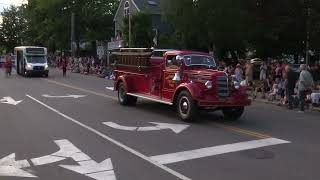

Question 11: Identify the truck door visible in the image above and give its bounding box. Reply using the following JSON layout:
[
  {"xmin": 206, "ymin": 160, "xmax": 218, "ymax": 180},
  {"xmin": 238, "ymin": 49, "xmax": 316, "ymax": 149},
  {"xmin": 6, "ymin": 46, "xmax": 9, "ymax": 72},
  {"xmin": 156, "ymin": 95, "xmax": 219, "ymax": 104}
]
[{"xmin": 162, "ymin": 55, "xmax": 179, "ymax": 100}]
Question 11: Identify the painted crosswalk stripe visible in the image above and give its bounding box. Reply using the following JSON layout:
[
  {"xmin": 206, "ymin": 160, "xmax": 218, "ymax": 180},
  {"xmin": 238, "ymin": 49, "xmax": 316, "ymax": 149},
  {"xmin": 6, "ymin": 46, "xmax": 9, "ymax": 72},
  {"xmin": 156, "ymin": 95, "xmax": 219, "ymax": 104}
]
[{"xmin": 150, "ymin": 138, "xmax": 290, "ymax": 165}]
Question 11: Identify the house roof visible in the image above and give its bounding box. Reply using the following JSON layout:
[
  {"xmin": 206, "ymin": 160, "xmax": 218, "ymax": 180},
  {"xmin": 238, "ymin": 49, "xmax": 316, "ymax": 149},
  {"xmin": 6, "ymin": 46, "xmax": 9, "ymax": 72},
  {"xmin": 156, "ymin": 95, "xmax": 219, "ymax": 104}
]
[
  {"xmin": 114, "ymin": 0, "xmax": 161, "ymax": 21},
  {"xmin": 133, "ymin": 0, "xmax": 161, "ymax": 15}
]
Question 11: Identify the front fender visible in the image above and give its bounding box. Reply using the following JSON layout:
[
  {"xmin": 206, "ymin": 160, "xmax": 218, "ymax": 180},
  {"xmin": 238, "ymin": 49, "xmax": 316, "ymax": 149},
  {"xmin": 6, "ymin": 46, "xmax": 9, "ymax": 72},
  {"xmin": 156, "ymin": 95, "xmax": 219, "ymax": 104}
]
[
  {"xmin": 114, "ymin": 76, "xmax": 128, "ymax": 91},
  {"xmin": 172, "ymin": 83, "xmax": 202, "ymax": 102}
]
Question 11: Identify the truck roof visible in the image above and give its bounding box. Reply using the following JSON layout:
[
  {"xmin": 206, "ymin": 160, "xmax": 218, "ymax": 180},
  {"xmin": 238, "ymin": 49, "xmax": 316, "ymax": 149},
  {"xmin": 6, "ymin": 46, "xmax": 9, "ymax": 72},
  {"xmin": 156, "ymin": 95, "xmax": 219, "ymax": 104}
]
[
  {"xmin": 14, "ymin": 46, "xmax": 47, "ymax": 50},
  {"xmin": 165, "ymin": 50, "xmax": 210, "ymax": 56}
]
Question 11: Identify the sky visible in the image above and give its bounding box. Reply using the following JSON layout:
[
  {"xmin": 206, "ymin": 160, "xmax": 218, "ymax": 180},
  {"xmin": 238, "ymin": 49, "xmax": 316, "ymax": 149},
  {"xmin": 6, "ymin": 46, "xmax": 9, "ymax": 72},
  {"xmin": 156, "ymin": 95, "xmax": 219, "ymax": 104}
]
[{"xmin": 0, "ymin": 0, "xmax": 26, "ymax": 12}]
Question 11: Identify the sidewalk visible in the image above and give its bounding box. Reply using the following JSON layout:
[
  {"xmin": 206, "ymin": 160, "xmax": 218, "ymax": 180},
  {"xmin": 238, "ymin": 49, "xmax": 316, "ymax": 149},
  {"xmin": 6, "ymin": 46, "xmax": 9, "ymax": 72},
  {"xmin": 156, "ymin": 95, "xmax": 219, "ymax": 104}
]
[{"xmin": 250, "ymin": 96, "xmax": 320, "ymax": 112}]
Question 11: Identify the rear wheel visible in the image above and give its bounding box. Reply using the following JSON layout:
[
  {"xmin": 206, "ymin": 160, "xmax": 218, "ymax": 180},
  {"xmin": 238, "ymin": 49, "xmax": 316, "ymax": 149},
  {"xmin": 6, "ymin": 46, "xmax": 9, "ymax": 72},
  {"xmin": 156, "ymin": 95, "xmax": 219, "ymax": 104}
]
[
  {"xmin": 118, "ymin": 82, "xmax": 137, "ymax": 106},
  {"xmin": 176, "ymin": 91, "xmax": 197, "ymax": 122},
  {"xmin": 222, "ymin": 106, "xmax": 244, "ymax": 121}
]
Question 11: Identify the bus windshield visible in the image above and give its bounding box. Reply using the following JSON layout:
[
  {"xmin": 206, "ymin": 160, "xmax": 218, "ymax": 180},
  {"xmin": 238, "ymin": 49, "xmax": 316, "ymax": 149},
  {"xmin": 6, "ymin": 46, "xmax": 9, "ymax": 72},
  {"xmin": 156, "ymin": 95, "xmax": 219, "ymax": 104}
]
[{"xmin": 26, "ymin": 56, "xmax": 47, "ymax": 64}]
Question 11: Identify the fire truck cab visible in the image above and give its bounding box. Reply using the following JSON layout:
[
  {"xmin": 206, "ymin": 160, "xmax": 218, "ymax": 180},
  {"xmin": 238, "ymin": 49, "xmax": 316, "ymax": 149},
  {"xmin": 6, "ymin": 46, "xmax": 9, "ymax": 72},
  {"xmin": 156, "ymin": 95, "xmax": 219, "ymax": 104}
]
[{"xmin": 112, "ymin": 48, "xmax": 251, "ymax": 122}]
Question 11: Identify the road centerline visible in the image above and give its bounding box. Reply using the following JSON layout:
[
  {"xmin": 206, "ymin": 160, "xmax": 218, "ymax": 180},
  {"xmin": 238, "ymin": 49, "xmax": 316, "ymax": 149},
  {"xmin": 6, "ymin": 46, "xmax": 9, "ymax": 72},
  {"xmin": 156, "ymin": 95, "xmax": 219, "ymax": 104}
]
[{"xmin": 26, "ymin": 94, "xmax": 191, "ymax": 180}]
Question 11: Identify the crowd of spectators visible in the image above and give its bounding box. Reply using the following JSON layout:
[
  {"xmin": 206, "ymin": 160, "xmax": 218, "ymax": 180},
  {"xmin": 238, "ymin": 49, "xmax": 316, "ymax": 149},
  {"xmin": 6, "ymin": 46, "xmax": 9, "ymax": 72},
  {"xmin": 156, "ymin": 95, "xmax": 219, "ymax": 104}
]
[
  {"xmin": 49, "ymin": 55, "xmax": 115, "ymax": 79},
  {"xmin": 219, "ymin": 59, "xmax": 320, "ymax": 111}
]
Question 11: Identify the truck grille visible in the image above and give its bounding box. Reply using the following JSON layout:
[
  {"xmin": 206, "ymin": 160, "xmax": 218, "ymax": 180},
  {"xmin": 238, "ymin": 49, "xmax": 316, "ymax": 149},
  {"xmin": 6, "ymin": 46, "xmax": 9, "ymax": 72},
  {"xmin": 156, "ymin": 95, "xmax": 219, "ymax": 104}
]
[
  {"xmin": 33, "ymin": 66, "xmax": 44, "ymax": 71},
  {"xmin": 217, "ymin": 76, "xmax": 229, "ymax": 98}
]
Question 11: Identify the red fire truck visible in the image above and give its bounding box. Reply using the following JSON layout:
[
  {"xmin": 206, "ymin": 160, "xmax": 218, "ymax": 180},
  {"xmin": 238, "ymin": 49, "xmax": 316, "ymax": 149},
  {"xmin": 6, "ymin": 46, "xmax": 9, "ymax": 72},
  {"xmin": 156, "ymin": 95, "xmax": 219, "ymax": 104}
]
[{"xmin": 112, "ymin": 48, "xmax": 251, "ymax": 122}]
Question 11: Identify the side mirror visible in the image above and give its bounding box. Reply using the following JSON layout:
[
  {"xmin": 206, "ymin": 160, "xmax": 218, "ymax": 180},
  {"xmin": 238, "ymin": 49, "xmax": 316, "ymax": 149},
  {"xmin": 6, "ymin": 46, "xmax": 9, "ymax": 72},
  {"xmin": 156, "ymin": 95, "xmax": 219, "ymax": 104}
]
[{"xmin": 172, "ymin": 72, "xmax": 181, "ymax": 82}]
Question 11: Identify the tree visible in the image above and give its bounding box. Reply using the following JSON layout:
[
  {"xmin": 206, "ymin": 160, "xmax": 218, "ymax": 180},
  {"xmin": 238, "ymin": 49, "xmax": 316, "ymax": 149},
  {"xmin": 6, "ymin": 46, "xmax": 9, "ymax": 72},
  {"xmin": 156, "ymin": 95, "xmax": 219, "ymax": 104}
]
[
  {"xmin": 160, "ymin": 0, "xmax": 250, "ymax": 58},
  {"xmin": 0, "ymin": 0, "xmax": 119, "ymax": 53},
  {"xmin": 0, "ymin": 5, "xmax": 27, "ymax": 52},
  {"xmin": 160, "ymin": 0, "xmax": 320, "ymax": 60},
  {"xmin": 122, "ymin": 12, "xmax": 153, "ymax": 47}
]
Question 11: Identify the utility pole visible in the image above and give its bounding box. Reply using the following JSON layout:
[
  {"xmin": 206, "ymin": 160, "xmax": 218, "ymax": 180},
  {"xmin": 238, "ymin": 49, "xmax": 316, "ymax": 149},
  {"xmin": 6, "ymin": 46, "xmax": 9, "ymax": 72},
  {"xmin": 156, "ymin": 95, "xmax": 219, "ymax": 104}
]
[
  {"xmin": 305, "ymin": 0, "xmax": 311, "ymax": 66},
  {"xmin": 128, "ymin": 0, "xmax": 132, "ymax": 48},
  {"xmin": 71, "ymin": 12, "xmax": 76, "ymax": 57}
]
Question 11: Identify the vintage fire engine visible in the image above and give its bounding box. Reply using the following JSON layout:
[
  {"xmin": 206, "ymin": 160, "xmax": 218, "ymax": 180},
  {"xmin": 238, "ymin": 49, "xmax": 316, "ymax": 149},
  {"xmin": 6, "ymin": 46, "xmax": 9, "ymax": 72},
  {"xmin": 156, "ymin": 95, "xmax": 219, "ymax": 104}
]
[{"xmin": 112, "ymin": 48, "xmax": 251, "ymax": 122}]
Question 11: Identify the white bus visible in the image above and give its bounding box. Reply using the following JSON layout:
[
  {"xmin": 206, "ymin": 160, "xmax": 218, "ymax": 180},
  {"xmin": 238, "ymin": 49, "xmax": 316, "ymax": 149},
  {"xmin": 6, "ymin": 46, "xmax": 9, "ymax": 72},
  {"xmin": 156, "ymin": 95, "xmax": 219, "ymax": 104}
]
[{"xmin": 14, "ymin": 46, "xmax": 49, "ymax": 77}]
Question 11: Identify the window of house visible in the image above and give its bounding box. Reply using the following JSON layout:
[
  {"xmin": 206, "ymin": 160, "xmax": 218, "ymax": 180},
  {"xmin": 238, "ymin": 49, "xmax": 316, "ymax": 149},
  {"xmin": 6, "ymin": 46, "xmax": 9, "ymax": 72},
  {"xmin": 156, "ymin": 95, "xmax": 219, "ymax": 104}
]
[
  {"xmin": 124, "ymin": 1, "xmax": 130, "ymax": 17},
  {"xmin": 148, "ymin": 1, "xmax": 157, "ymax": 6}
]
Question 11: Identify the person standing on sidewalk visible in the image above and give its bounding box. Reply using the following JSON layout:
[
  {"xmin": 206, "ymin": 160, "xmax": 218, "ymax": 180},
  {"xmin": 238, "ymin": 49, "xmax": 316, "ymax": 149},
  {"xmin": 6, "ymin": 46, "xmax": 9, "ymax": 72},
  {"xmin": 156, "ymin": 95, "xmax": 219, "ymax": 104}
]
[
  {"xmin": 260, "ymin": 62, "xmax": 267, "ymax": 81},
  {"xmin": 4, "ymin": 55, "xmax": 12, "ymax": 77},
  {"xmin": 285, "ymin": 65, "xmax": 297, "ymax": 109},
  {"xmin": 234, "ymin": 64, "xmax": 243, "ymax": 82},
  {"xmin": 298, "ymin": 64, "xmax": 314, "ymax": 112},
  {"xmin": 61, "ymin": 55, "xmax": 68, "ymax": 77},
  {"xmin": 245, "ymin": 61, "xmax": 253, "ymax": 86}
]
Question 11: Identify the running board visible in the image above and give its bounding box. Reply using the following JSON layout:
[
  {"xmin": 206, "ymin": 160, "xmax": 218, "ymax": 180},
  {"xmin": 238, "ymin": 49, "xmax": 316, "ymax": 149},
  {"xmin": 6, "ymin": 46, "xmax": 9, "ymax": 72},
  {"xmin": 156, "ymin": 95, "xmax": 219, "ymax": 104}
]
[{"xmin": 127, "ymin": 93, "xmax": 173, "ymax": 105}]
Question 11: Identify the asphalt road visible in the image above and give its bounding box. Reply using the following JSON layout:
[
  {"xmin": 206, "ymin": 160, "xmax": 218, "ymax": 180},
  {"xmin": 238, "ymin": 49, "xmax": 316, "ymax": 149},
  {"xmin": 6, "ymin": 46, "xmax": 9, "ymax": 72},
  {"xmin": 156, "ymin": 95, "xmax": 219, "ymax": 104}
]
[{"xmin": 0, "ymin": 68, "xmax": 319, "ymax": 180}]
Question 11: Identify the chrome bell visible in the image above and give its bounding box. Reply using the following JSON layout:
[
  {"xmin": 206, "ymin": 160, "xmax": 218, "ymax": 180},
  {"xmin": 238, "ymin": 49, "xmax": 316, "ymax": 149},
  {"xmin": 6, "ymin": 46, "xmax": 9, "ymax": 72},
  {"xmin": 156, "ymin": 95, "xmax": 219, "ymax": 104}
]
[{"xmin": 172, "ymin": 72, "xmax": 181, "ymax": 82}]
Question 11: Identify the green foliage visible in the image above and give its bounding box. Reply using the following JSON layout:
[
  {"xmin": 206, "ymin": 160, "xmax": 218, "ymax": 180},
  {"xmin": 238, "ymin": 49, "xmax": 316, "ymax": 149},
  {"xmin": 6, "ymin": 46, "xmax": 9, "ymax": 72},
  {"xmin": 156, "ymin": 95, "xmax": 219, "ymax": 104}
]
[
  {"xmin": 160, "ymin": 0, "xmax": 320, "ymax": 59},
  {"xmin": 0, "ymin": 5, "xmax": 27, "ymax": 52},
  {"xmin": 0, "ymin": 0, "xmax": 119, "ymax": 52},
  {"xmin": 122, "ymin": 12, "xmax": 153, "ymax": 47}
]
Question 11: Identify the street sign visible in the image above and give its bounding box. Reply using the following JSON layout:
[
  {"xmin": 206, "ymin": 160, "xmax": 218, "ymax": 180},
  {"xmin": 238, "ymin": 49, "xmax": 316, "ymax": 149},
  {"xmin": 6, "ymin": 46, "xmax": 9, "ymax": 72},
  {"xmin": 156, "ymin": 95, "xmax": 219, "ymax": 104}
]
[
  {"xmin": 0, "ymin": 97, "xmax": 22, "ymax": 106},
  {"xmin": 0, "ymin": 139, "xmax": 116, "ymax": 180},
  {"xmin": 103, "ymin": 122, "xmax": 190, "ymax": 134},
  {"xmin": 42, "ymin": 94, "xmax": 87, "ymax": 99}
]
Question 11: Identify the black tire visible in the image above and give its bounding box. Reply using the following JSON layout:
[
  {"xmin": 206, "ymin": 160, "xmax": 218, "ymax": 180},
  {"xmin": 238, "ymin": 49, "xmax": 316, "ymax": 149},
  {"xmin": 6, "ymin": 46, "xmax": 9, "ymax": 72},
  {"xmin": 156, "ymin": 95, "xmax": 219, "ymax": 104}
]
[
  {"xmin": 222, "ymin": 106, "xmax": 244, "ymax": 121},
  {"xmin": 176, "ymin": 91, "xmax": 197, "ymax": 122},
  {"xmin": 118, "ymin": 82, "xmax": 137, "ymax": 106}
]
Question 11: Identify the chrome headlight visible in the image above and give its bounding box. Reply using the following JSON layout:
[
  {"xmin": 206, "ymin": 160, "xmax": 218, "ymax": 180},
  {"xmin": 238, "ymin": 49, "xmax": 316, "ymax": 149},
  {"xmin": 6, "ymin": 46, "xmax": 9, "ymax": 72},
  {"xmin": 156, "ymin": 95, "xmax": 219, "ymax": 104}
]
[
  {"xmin": 45, "ymin": 64, "xmax": 49, "ymax": 69},
  {"xmin": 234, "ymin": 81, "xmax": 240, "ymax": 89},
  {"xmin": 205, "ymin": 81, "xmax": 213, "ymax": 89},
  {"xmin": 240, "ymin": 80, "xmax": 247, "ymax": 87},
  {"xmin": 26, "ymin": 64, "xmax": 32, "ymax": 70}
]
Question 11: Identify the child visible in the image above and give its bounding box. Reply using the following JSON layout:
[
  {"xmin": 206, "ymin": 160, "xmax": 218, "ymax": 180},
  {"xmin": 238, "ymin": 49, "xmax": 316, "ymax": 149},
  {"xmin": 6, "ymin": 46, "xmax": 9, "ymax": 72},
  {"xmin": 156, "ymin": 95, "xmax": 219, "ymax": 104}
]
[{"xmin": 268, "ymin": 83, "xmax": 279, "ymax": 101}]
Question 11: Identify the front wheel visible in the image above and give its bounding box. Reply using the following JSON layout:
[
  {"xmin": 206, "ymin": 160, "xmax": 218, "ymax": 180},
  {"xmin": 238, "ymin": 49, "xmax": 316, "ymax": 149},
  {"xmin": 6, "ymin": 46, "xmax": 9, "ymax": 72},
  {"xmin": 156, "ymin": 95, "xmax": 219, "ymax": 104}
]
[
  {"xmin": 118, "ymin": 83, "xmax": 137, "ymax": 106},
  {"xmin": 222, "ymin": 107, "xmax": 244, "ymax": 121},
  {"xmin": 176, "ymin": 91, "xmax": 197, "ymax": 122}
]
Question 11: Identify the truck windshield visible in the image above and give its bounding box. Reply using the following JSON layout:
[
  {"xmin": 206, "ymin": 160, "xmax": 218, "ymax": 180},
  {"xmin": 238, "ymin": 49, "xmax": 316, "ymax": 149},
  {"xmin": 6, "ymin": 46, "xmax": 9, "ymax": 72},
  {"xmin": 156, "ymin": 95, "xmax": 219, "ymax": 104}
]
[
  {"xmin": 183, "ymin": 55, "xmax": 216, "ymax": 68},
  {"xmin": 26, "ymin": 56, "xmax": 47, "ymax": 64}
]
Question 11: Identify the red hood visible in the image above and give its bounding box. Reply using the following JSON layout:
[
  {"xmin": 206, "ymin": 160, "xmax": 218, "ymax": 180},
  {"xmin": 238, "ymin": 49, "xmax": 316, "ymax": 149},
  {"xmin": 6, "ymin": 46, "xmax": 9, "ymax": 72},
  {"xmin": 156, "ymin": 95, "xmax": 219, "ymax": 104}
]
[{"xmin": 184, "ymin": 69, "xmax": 227, "ymax": 81}]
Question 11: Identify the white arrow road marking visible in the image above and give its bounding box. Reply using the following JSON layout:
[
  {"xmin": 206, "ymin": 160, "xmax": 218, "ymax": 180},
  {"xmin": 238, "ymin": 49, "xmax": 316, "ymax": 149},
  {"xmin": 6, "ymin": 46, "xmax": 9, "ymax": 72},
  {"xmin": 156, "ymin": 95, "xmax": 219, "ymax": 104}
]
[
  {"xmin": 106, "ymin": 87, "xmax": 114, "ymax": 91},
  {"xmin": 0, "ymin": 97, "xmax": 22, "ymax": 106},
  {"xmin": 103, "ymin": 122, "xmax": 138, "ymax": 131},
  {"xmin": 60, "ymin": 159, "xmax": 116, "ymax": 180},
  {"xmin": 31, "ymin": 139, "xmax": 90, "ymax": 166},
  {"xmin": 42, "ymin": 94, "xmax": 87, "ymax": 99},
  {"xmin": 0, "ymin": 153, "xmax": 37, "ymax": 178},
  {"xmin": 103, "ymin": 122, "xmax": 189, "ymax": 134},
  {"xmin": 0, "ymin": 166, "xmax": 37, "ymax": 178},
  {"xmin": 31, "ymin": 139, "xmax": 116, "ymax": 180},
  {"xmin": 150, "ymin": 138, "xmax": 291, "ymax": 165},
  {"xmin": 87, "ymin": 171, "xmax": 116, "ymax": 180},
  {"xmin": 0, "ymin": 154, "xmax": 30, "ymax": 168}
]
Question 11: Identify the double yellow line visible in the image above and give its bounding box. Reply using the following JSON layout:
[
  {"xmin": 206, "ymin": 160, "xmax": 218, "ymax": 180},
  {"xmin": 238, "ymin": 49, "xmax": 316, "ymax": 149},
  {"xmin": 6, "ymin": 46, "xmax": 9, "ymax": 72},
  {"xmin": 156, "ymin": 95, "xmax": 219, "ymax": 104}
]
[{"xmin": 44, "ymin": 79, "xmax": 272, "ymax": 139}]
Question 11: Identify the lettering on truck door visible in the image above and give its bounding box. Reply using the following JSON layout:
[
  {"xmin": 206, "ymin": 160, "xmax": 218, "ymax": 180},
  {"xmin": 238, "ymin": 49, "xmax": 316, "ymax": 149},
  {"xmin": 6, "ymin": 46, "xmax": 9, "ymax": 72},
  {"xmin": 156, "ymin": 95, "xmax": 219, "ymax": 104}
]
[{"xmin": 162, "ymin": 55, "xmax": 179, "ymax": 100}]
